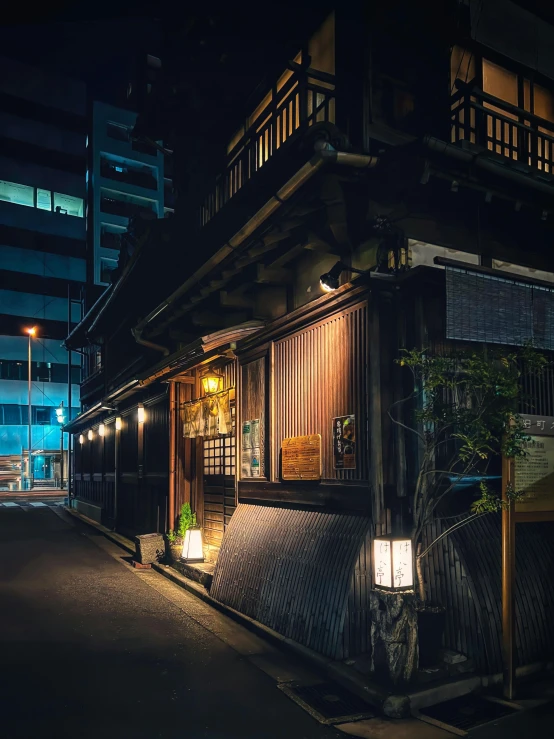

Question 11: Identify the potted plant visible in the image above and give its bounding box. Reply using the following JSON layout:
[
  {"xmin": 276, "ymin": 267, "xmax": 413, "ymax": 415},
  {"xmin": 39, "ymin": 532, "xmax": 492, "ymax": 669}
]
[{"xmin": 166, "ymin": 503, "xmax": 197, "ymax": 563}]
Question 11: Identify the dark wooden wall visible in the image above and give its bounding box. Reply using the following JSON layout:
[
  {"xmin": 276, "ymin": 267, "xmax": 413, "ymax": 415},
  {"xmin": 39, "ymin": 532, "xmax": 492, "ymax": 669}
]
[
  {"xmin": 211, "ymin": 502, "xmax": 372, "ymax": 660},
  {"xmin": 73, "ymin": 391, "xmax": 169, "ymax": 536}
]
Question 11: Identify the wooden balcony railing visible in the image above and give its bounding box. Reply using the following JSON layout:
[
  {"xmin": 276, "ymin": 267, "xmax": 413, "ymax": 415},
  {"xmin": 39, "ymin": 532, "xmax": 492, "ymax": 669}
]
[
  {"xmin": 451, "ymin": 80, "xmax": 554, "ymax": 174},
  {"xmin": 199, "ymin": 63, "xmax": 336, "ymax": 227}
]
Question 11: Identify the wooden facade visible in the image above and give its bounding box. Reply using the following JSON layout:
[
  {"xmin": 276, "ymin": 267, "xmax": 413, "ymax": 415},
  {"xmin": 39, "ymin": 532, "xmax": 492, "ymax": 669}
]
[{"xmin": 65, "ymin": 1, "xmax": 554, "ymax": 678}]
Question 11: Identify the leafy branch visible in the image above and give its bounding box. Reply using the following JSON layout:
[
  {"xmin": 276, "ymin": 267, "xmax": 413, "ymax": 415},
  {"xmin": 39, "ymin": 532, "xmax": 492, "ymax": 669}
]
[{"xmin": 392, "ymin": 346, "xmax": 548, "ymax": 602}]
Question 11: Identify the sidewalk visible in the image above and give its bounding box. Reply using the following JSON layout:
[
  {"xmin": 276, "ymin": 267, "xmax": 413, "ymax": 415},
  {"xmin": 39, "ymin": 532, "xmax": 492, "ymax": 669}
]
[{"xmin": 61, "ymin": 505, "xmax": 553, "ymax": 738}]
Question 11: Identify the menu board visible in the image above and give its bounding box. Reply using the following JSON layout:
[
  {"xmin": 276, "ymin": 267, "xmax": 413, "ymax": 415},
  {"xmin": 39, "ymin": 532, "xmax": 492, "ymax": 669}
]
[
  {"xmin": 281, "ymin": 434, "xmax": 322, "ymax": 481},
  {"xmin": 515, "ymin": 436, "xmax": 554, "ymax": 513}
]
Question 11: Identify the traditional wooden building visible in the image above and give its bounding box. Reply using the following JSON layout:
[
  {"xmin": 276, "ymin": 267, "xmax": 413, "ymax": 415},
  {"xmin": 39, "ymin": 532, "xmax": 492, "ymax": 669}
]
[{"xmin": 66, "ymin": 1, "xmax": 554, "ymax": 678}]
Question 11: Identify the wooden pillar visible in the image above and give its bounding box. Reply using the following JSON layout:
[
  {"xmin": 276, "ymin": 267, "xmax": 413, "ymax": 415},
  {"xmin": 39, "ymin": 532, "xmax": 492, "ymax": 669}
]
[
  {"xmin": 369, "ymin": 289, "xmax": 385, "ymax": 533},
  {"xmin": 168, "ymin": 383, "xmax": 176, "ymax": 532},
  {"xmin": 502, "ymin": 454, "xmax": 516, "ymax": 699}
]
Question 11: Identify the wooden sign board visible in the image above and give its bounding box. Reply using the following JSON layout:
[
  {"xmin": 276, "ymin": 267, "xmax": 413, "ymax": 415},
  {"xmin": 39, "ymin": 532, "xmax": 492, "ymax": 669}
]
[
  {"xmin": 514, "ymin": 415, "xmax": 554, "ymax": 516},
  {"xmin": 514, "ymin": 436, "xmax": 554, "ymax": 513},
  {"xmin": 281, "ymin": 434, "xmax": 322, "ymax": 481}
]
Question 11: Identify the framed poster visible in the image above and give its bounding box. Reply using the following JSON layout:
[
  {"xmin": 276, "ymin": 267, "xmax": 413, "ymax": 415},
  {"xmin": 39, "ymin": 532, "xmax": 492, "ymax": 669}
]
[
  {"xmin": 242, "ymin": 419, "xmax": 260, "ymax": 477},
  {"xmin": 333, "ymin": 415, "xmax": 356, "ymax": 470}
]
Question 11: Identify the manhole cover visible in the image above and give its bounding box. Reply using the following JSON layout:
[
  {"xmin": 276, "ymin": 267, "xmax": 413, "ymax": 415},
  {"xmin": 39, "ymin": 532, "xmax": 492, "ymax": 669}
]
[
  {"xmin": 278, "ymin": 681, "xmax": 374, "ymax": 725},
  {"xmin": 420, "ymin": 693, "xmax": 519, "ymax": 731}
]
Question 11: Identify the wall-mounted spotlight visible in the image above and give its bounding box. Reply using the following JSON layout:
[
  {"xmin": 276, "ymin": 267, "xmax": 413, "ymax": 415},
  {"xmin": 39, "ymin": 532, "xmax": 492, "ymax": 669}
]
[{"xmin": 319, "ymin": 261, "xmax": 370, "ymax": 293}]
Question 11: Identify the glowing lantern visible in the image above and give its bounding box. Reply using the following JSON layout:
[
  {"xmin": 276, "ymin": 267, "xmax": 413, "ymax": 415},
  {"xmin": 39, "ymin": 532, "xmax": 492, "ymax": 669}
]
[
  {"xmin": 115, "ymin": 417, "xmax": 122, "ymax": 431},
  {"xmin": 201, "ymin": 372, "xmax": 223, "ymax": 395},
  {"xmin": 88, "ymin": 429, "xmax": 93, "ymax": 441},
  {"xmin": 79, "ymin": 434, "xmax": 84, "ymax": 445},
  {"xmin": 181, "ymin": 527, "xmax": 204, "ymax": 563},
  {"xmin": 373, "ymin": 537, "xmax": 414, "ymax": 591},
  {"xmin": 138, "ymin": 404, "xmax": 145, "ymax": 424},
  {"xmin": 98, "ymin": 423, "xmax": 105, "ymax": 437}
]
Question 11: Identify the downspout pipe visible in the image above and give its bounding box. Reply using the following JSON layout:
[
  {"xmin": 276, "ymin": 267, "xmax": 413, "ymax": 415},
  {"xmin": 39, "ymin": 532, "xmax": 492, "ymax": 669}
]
[
  {"xmin": 131, "ymin": 326, "xmax": 170, "ymax": 356},
  {"xmin": 168, "ymin": 382, "xmax": 177, "ymax": 533},
  {"xmin": 134, "ymin": 147, "xmax": 380, "ymax": 338}
]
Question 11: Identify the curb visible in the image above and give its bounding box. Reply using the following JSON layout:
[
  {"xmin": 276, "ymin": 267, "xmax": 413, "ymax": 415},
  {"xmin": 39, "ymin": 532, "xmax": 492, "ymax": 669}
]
[{"xmin": 62, "ymin": 505, "xmax": 391, "ymax": 713}]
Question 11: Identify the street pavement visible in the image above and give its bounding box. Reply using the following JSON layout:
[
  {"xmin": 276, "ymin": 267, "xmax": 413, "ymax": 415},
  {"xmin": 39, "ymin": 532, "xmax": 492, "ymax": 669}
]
[
  {"xmin": 0, "ymin": 504, "xmax": 552, "ymax": 739},
  {"xmin": 0, "ymin": 504, "xmax": 345, "ymax": 739}
]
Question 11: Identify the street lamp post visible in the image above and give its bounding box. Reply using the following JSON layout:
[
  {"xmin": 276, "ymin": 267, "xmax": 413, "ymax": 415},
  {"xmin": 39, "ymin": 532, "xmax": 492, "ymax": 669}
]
[
  {"xmin": 56, "ymin": 402, "xmax": 66, "ymax": 488},
  {"xmin": 26, "ymin": 327, "xmax": 36, "ymax": 490}
]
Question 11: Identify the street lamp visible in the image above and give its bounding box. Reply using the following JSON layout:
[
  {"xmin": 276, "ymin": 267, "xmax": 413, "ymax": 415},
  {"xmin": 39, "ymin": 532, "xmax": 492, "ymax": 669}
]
[
  {"xmin": 56, "ymin": 402, "xmax": 66, "ymax": 489},
  {"xmin": 25, "ymin": 327, "xmax": 36, "ymax": 490}
]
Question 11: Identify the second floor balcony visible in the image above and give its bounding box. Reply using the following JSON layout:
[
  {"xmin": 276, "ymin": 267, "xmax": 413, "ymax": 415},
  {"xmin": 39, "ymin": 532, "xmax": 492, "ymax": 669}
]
[
  {"xmin": 451, "ymin": 80, "xmax": 554, "ymax": 176},
  {"xmin": 199, "ymin": 60, "xmax": 336, "ymax": 227}
]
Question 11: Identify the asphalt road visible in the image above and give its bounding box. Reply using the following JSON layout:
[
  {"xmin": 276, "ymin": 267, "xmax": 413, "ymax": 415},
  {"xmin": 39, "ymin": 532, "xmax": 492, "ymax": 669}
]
[{"xmin": 0, "ymin": 505, "xmax": 342, "ymax": 739}]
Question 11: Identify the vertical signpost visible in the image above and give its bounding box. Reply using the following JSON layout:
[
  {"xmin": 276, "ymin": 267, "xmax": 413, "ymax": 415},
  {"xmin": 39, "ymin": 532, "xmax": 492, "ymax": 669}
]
[
  {"xmin": 501, "ymin": 454, "xmax": 515, "ymax": 700},
  {"xmin": 502, "ymin": 414, "xmax": 554, "ymax": 699}
]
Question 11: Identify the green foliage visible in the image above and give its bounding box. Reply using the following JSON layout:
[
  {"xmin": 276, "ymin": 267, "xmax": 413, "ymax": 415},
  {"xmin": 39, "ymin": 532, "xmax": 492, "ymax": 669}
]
[
  {"xmin": 167, "ymin": 503, "xmax": 197, "ymax": 543},
  {"xmin": 393, "ymin": 345, "xmax": 548, "ymax": 577},
  {"xmin": 167, "ymin": 529, "xmax": 177, "ymax": 544},
  {"xmin": 176, "ymin": 503, "xmax": 197, "ymax": 540}
]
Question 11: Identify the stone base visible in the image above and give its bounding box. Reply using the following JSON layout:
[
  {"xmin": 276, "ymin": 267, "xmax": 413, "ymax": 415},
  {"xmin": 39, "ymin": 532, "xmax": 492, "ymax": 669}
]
[
  {"xmin": 370, "ymin": 589, "xmax": 418, "ymax": 689},
  {"xmin": 135, "ymin": 533, "xmax": 165, "ymax": 565}
]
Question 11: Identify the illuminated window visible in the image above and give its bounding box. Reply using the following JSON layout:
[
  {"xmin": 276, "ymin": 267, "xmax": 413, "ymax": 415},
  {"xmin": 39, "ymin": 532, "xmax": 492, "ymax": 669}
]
[
  {"xmin": 36, "ymin": 189, "xmax": 52, "ymax": 211},
  {"xmin": 0, "ymin": 180, "xmax": 34, "ymax": 208},
  {"xmin": 53, "ymin": 193, "xmax": 84, "ymax": 217},
  {"xmin": 203, "ymin": 436, "xmax": 236, "ymax": 477}
]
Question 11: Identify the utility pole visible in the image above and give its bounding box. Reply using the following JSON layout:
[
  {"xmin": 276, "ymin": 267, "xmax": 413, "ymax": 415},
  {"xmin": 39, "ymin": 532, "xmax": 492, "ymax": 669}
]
[
  {"xmin": 56, "ymin": 401, "xmax": 65, "ymax": 489},
  {"xmin": 26, "ymin": 327, "xmax": 36, "ymax": 490}
]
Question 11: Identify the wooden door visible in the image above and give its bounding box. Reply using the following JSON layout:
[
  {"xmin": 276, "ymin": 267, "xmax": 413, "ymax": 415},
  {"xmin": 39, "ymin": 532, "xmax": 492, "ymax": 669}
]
[{"xmin": 203, "ymin": 435, "xmax": 236, "ymax": 550}]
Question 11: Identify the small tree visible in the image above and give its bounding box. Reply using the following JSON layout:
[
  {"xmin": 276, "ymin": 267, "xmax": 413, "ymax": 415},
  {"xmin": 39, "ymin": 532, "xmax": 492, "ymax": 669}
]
[{"xmin": 391, "ymin": 346, "xmax": 547, "ymax": 602}]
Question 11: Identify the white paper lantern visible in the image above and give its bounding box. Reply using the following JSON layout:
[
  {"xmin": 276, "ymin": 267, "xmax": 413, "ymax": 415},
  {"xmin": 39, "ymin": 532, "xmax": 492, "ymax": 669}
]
[
  {"xmin": 181, "ymin": 528, "xmax": 204, "ymax": 563},
  {"xmin": 373, "ymin": 537, "xmax": 414, "ymax": 591}
]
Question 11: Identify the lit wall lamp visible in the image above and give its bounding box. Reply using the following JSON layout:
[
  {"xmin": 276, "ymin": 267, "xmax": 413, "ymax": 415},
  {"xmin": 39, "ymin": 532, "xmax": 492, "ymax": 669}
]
[
  {"xmin": 88, "ymin": 429, "xmax": 93, "ymax": 441},
  {"xmin": 79, "ymin": 434, "xmax": 84, "ymax": 445},
  {"xmin": 373, "ymin": 536, "xmax": 414, "ymax": 592},
  {"xmin": 181, "ymin": 527, "xmax": 204, "ymax": 563},
  {"xmin": 319, "ymin": 261, "xmax": 369, "ymax": 293},
  {"xmin": 115, "ymin": 417, "xmax": 122, "ymax": 431},
  {"xmin": 201, "ymin": 371, "xmax": 223, "ymax": 395},
  {"xmin": 137, "ymin": 404, "xmax": 145, "ymax": 424},
  {"xmin": 98, "ymin": 423, "xmax": 105, "ymax": 437}
]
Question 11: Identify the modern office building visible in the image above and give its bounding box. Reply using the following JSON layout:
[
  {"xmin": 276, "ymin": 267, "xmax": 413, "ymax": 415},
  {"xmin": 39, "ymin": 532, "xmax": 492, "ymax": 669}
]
[
  {"xmin": 87, "ymin": 101, "xmax": 172, "ymax": 289},
  {"xmin": 0, "ymin": 58, "xmax": 173, "ymax": 489},
  {"xmin": 0, "ymin": 56, "xmax": 86, "ymax": 488}
]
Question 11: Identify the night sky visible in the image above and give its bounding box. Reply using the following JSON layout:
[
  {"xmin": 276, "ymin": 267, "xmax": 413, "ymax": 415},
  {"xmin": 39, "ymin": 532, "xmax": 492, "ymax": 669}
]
[{"xmin": 0, "ymin": 0, "xmax": 332, "ymax": 108}]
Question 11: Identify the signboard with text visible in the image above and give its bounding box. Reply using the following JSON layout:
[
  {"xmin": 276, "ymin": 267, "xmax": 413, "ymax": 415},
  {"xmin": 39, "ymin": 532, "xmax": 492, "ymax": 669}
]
[
  {"xmin": 514, "ymin": 415, "xmax": 554, "ymax": 513},
  {"xmin": 333, "ymin": 415, "xmax": 356, "ymax": 470},
  {"xmin": 281, "ymin": 434, "xmax": 322, "ymax": 481}
]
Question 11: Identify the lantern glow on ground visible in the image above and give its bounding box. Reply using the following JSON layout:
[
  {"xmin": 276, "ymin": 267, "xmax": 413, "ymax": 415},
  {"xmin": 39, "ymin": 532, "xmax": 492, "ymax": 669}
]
[
  {"xmin": 373, "ymin": 537, "xmax": 414, "ymax": 591},
  {"xmin": 181, "ymin": 528, "xmax": 204, "ymax": 563}
]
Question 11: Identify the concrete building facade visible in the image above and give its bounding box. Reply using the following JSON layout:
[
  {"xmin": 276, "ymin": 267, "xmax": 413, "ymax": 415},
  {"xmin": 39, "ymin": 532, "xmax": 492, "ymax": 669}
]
[{"xmin": 0, "ymin": 57, "xmax": 85, "ymax": 485}]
